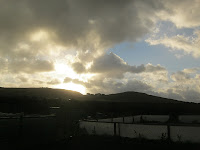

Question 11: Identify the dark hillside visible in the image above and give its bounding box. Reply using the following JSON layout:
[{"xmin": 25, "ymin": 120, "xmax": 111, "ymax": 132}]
[
  {"xmin": 84, "ymin": 91, "xmax": 185, "ymax": 104},
  {"xmin": 0, "ymin": 88, "xmax": 82, "ymax": 100},
  {"xmin": 0, "ymin": 88, "xmax": 200, "ymax": 115}
]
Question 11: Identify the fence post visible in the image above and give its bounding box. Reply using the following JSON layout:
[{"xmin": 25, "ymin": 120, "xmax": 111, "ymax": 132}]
[
  {"xmin": 18, "ymin": 112, "xmax": 23, "ymax": 138},
  {"xmin": 114, "ymin": 123, "xmax": 116, "ymax": 136},
  {"xmin": 118, "ymin": 123, "xmax": 120, "ymax": 136},
  {"xmin": 167, "ymin": 124, "xmax": 171, "ymax": 142},
  {"xmin": 111, "ymin": 113, "xmax": 113, "ymax": 122}
]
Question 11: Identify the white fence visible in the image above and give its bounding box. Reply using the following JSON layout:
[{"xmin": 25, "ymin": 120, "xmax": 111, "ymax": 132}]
[
  {"xmin": 80, "ymin": 116, "xmax": 200, "ymax": 143},
  {"xmin": 96, "ymin": 115, "xmax": 170, "ymax": 123}
]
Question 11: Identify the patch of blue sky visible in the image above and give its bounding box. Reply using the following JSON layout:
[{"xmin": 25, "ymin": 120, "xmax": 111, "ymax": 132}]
[
  {"xmin": 108, "ymin": 20, "xmax": 200, "ymax": 73},
  {"xmin": 108, "ymin": 40, "xmax": 200, "ymax": 74}
]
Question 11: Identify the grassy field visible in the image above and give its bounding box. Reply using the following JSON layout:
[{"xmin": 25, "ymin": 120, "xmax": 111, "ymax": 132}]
[{"xmin": 4, "ymin": 135, "xmax": 200, "ymax": 150}]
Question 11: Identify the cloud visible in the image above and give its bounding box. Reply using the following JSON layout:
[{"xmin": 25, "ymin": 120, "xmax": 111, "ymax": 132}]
[
  {"xmin": 71, "ymin": 62, "xmax": 86, "ymax": 74},
  {"xmin": 163, "ymin": 69, "xmax": 200, "ymax": 102},
  {"xmin": 146, "ymin": 31, "xmax": 200, "ymax": 58},
  {"xmin": 145, "ymin": 63, "xmax": 166, "ymax": 72},
  {"xmin": 88, "ymin": 53, "xmax": 166, "ymax": 78},
  {"xmin": 89, "ymin": 52, "xmax": 133, "ymax": 76},
  {"xmin": 0, "ymin": 0, "xmax": 166, "ymax": 74},
  {"xmin": 180, "ymin": 89, "xmax": 200, "ymax": 103},
  {"xmin": 63, "ymin": 77, "xmax": 86, "ymax": 86},
  {"xmin": 84, "ymin": 77, "xmax": 152, "ymax": 94},
  {"xmin": 61, "ymin": 65, "xmax": 200, "ymax": 102},
  {"xmin": 171, "ymin": 71, "xmax": 191, "ymax": 82},
  {"xmin": 182, "ymin": 68, "xmax": 200, "ymax": 74},
  {"xmin": 63, "ymin": 77, "xmax": 72, "ymax": 83},
  {"xmin": 34, "ymin": 80, "xmax": 45, "ymax": 84},
  {"xmin": 158, "ymin": 0, "xmax": 200, "ymax": 28},
  {"xmin": 18, "ymin": 77, "xmax": 28, "ymax": 82},
  {"xmin": 0, "ymin": 0, "xmax": 161, "ymax": 54},
  {"xmin": 7, "ymin": 60, "xmax": 54, "ymax": 74},
  {"xmin": 82, "ymin": 66, "xmax": 200, "ymax": 102},
  {"xmin": 170, "ymin": 68, "xmax": 200, "ymax": 83},
  {"xmin": 47, "ymin": 79, "xmax": 61, "ymax": 85},
  {"xmin": 145, "ymin": 0, "xmax": 200, "ymax": 58}
]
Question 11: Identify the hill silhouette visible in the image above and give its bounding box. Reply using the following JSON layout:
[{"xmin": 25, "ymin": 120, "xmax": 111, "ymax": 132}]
[
  {"xmin": 0, "ymin": 88, "xmax": 200, "ymax": 115},
  {"xmin": 84, "ymin": 91, "xmax": 184, "ymax": 104},
  {"xmin": 0, "ymin": 88, "xmax": 82, "ymax": 100}
]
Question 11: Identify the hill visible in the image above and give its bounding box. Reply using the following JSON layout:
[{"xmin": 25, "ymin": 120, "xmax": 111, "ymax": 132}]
[
  {"xmin": 0, "ymin": 87, "xmax": 83, "ymax": 101},
  {"xmin": 0, "ymin": 88, "xmax": 200, "ymax": 115},
  {"xmin": 0, "ymin": 88, "xmax": 83, "ymax": 114},
  {"xmin": 84, "ymin": 91, "xmax": 184, "ymax": 104}
]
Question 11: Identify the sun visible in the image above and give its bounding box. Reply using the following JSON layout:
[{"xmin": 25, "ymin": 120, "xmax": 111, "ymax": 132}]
[
  {"xmin": 53, "ymin": 63, "xmax": 95, "ymax": 94},
  {"xmin": 55, "ymin": 63, "xmax": 77, "ymax": 77},
  {"xmin": 55, "ymin": 82, "xmax": 86, "ymax": 95}
]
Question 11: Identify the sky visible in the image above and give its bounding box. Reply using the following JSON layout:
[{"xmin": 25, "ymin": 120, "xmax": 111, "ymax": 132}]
[{"xmin": 0, "ymin": 0, "xmax": 200, "ymax": 102}]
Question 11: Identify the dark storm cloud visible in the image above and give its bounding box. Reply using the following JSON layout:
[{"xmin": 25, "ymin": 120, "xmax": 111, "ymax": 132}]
[
  {"xmin": 0, "ymin": 0, "xmax": 166, "ymax": 74},
  {"xmin": 0, "ymin": 0, "xmax": 164, "ymax": 55},
  {"xmin": 71, "ymin": 62, "xmax": 86, "ymax": 74},
  {"xmin": 88, "ymin": 53, "xmax": 166, "ymax": 78}
]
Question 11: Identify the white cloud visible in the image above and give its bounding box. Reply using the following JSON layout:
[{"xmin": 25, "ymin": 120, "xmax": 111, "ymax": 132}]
[
  {"xmin": 146, "ymin": 30, "xmax": 200, "ymax": 58},
  {"xmin": 83, "ymin": 77, "xmax": 152, "ymax": 94},
  {"xmin": 171, "ymin": 71, "xmax": 191, "ymax": 82},
  {"xmin": 158, "ymin": 0, "xmax": 200, "ymax": 28}
]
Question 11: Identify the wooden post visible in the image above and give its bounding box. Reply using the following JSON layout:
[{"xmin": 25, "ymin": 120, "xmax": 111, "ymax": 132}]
[
  {"xmin": 63, "ymin": 109, "xmax": 67, "ymax": 138},
  {"xmin": 114, "ymin": 123, "xmax": 116, "ymax": 136},
  {"xmin": 118, "ymin": 123, "xmax": 120, "ymax": 136},
  {"xmin": 111, "ymin": 113, "xmax": 113, "ymax": 122},
  {"xmin": 92, "ymin": 126, "xmax": 96, "ymax": 135},
  {"xmin": 167, "ymin": 124, "xmax": 171, "ymax": 142},
  {"xmin": 18, "ymin": 112, "xmax": 23, "ymax": 138}
]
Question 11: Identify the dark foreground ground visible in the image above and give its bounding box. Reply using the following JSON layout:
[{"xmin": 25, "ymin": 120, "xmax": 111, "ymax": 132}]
[{"xmin": 2, "ymin": 135, "xmax": 200, "ymax": 150}]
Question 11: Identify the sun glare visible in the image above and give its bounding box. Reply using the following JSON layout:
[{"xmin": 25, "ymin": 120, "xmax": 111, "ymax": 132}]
[
  {"xmin": 55, "ymin": 63, "xmax": 70, "ymax": 74},
  {"xmin": 54, "ymin": 63, "xmax": 79, "ymax": 78},
  {"xmin": 54, "ymin": 63, "xmax": 96, "ymax": 94},
  {"xmin": 30, "ymin": 30, "xmax": 49, "ymax": 41},
  {"xmin": 55, "ymin": 82, "xmax": 86, "ymax": 94}
]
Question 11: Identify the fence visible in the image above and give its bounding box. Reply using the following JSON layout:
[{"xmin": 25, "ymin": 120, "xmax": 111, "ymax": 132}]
[
  {"xmin": 79, "ymin": 116, "xmax": 200, "ymax": 143},
  {"xmin": 2, "ymin": 112, "xmax": 200, "ymax": 145}
]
